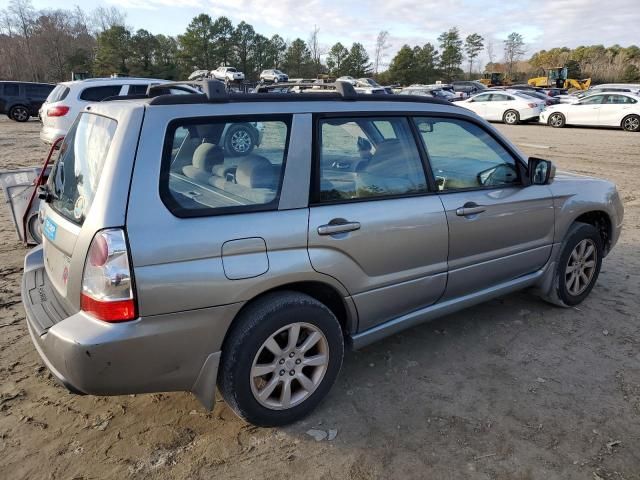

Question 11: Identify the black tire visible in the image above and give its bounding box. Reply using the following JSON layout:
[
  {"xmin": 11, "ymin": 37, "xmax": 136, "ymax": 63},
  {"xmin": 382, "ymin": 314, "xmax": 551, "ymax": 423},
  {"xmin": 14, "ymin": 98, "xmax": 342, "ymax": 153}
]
[
  {"xmin": 224, "ymin": 124, "xmax": 256, "ymax": 156},
  {"xmin": 218, "ymin": 291, "xmax": 344, "ymax": 427},
  {"xmin": 554, "ymin": 222, "xmax": 604, "ymax": 306},
  {"xmin": 9, "ymin": 105, "xmax": 30, "ymax": 122},
  {"xmin": 27, "ymin": 214, "xmax": 42, "ymax": 244},
  {"xmin": 548, "ymin": 112, "xmax": 566, "ymax": 128},
  {"xmin": 503, "ymin": 109, "xmax": 520, "ymax": 125},
  {"xmin": 621, "ymin": 114, "xmax": 640, "ymax": 132}
]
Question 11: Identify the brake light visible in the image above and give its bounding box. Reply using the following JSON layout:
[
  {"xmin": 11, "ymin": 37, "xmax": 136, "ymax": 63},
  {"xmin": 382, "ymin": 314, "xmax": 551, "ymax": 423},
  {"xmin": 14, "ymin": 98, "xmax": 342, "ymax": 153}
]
[
  {"xmin": 81, "ymin": 229, "xmax": 137, "ymax": 322},
  {"xmin": 47, "ymin": 106, "xmax": 69, "ymax": 117}
]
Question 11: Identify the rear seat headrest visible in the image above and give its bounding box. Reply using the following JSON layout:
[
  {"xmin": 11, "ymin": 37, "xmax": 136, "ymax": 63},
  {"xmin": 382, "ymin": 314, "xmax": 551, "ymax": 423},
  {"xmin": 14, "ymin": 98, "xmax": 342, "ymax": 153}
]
[
  {"xmin": 192, "ymin": 143, "xmax": 224, "ymax": 172},
  {"xmin": 235, "ymin": 156, "xmax": 277, "ymax": 189}
]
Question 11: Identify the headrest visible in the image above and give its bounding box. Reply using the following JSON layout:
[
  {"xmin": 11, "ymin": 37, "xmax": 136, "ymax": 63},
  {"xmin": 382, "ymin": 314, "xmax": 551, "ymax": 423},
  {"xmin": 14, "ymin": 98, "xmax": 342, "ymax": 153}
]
[
  {"xmin": 192, "ymin": 143, "xmax": 224, "ymax": 172},
  {"xmin": 236, "ymin": 156, "xmax": 277, "ymax": 189}
]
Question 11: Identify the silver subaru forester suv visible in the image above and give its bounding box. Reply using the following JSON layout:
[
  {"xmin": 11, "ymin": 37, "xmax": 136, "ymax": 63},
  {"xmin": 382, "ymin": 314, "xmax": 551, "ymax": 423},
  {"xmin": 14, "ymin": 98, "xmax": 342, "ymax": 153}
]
[{"xmin": 22, "ymin": 81, "xmax": 623, "ymax": 426}]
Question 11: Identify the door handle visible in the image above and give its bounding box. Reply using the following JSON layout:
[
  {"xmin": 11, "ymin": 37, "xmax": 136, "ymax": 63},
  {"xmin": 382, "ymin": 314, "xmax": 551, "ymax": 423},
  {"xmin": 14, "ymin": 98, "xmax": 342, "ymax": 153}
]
[
  {"xmin": 456, "ymin": 204, "xmax": 486, "ymax": 217},
  {"xmin": 318, "ymin": 221, "xmax": 361, "ymax": 235}
]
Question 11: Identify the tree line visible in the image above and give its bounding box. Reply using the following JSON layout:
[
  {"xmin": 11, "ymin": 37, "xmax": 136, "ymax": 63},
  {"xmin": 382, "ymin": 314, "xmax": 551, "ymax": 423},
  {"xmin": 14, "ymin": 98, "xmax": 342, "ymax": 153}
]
[{"xmin": 1, "ymin": 0, "xmax": 639, "ymax": 86}]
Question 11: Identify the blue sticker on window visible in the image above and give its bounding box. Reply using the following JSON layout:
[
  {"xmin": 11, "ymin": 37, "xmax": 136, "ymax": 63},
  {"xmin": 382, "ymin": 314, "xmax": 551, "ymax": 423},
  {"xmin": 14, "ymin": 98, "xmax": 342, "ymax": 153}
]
[{"xmin": 43, "ymin": 217, "xmax": 57, "ymax": 241}]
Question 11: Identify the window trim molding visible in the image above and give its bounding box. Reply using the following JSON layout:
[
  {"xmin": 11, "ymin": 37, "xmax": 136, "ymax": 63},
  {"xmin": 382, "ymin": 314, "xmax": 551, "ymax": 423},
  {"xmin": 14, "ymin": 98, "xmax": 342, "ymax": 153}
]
[{"xmin": 158, "ymin": 113, "xmax": 292, "ymax": 219}]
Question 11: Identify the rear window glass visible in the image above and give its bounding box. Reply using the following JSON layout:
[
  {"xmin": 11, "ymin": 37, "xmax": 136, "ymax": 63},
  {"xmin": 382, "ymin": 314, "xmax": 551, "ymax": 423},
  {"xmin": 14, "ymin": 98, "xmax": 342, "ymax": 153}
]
[
  {"xmin": 48, "ymin": 113, "xmax": 117, "ymax": 225},
  {"xmin": 47, "ymin": 85, "xmax": 70, "ymax": 103},
  {"xmin": 80, "ymin": 85, "xmax": 122, "ymax": 101},
  {"xmin": 161, "ymin": 117, "xmax": 290, "ymax": 217}
]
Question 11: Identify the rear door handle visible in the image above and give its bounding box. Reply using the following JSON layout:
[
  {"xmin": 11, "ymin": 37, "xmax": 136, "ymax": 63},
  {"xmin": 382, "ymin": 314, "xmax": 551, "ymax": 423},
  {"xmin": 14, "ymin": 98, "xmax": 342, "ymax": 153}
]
[
  {"xmin": 456, "ymin": 205, "xmax": 486, "ymax": 216},
  {"xmin": 318, "ymin": 221, "xmax": 361, "ymax": 235}
]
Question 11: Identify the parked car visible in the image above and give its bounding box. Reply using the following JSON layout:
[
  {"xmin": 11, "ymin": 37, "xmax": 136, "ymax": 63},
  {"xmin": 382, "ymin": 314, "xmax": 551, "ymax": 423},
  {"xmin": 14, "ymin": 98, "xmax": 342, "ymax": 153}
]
[
  {"xmin": 0, "ymin": 81, "xmax": 54, "ymax": 122},
  {"xmin": 452, "ymin": 80, "xmax": 486, "ymax": 96},
  {"xmin": 540, "ymin": 92, "xmax": 640, "ymax": 131},
  {"xmin": 540, "ymin": 87, "xmax": 567, "ymax": 97},
  {"xmin": 399, "ymin": 86, "xmax": 458, "ymax": 101},
  {"xmin": 557, "ymin": 86, "xmax": 640, "ymax": 104},
  {"xmin": 212, "ymin": 66, "xmax": 245, "ymax": 83},
  {"xmin": 500, "ymin": 88, "xmax": 560, "ymax": 106},
  {"xmin": 357, "ymin": 78, "xmax": 393, "ymax": 94},
  {"xmin": 23, "ymin": 80, "xmax": 623, "ymax": 427},
  {"xmin": 336, "ymin": 76, "xmax": 357, "ymax": 85},
  {"xmin": 260, "ymin": 69, "xmax": 289, "ymax": 83},
  {"xmin": 459, "ymin": 91, "xmax": 546, "ymax": 124},
  {"xmin": 188, "ymin": 69, "xmax": 210, "ymax": 81},
  {"xmin": 39, "ymin": 78, "xmax": 191, "ymax": 145}
]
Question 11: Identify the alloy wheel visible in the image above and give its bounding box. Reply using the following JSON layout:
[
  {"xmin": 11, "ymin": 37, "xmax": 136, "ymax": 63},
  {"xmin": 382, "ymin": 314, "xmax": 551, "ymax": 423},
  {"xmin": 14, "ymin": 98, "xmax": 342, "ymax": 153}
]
[
  {"xmin": 549, "ymin": 114, "xmax": 564, "ymax": 127},
  {"xmin": 565, "ymin": 239, "xmax": 597, "ymax": 296},
  {"xmin": 504, "ymin": 111, "xmax": 518, "ymax": 124},
  {"xmin": 250, "ymin": 322, "xmax": 329, "ymax": 410},
  {"xmin": 623, "ymin": 116, "xmax": 639, "ymax": 132},
  {"xmin": 230, "ymin": 129, "xmax": 252, "ymax": 154},
  {"xmin": 12, "ymin": 106, "xmax": 28, "ymax": 121}
]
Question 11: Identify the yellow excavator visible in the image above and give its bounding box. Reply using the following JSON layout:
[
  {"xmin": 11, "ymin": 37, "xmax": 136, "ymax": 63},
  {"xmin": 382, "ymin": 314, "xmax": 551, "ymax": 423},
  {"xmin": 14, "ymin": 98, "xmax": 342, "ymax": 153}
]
[
  {"xmin": 528, "ymin": 67, "xmax": 591, "ymax": 90},
  {"xmin": 480, "ymin": 72, "xmax": 506, "ymax": 87}
]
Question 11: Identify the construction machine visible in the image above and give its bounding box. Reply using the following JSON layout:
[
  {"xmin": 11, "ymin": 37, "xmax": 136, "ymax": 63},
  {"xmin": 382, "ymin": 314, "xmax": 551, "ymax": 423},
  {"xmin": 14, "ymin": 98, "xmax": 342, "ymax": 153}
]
[
  {"xmin": 528, "ymin": 67, "xmax": 591, "ymax": 90},
  {"xmin": 479, "ymin": 72, "xmax": 505, "ymax": 87}
]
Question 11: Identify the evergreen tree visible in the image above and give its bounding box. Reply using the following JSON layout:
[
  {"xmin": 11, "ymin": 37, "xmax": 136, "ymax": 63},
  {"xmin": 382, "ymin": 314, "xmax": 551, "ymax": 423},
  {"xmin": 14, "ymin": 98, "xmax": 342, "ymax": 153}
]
[
  {"xmin": 94, "ymin": 25, "xmax": 131, "ymax": 75},
  {"xmin": 464, "ymin": 33, "xmax": 484, "ymax": 78},
  {"xmin": 178, "ymin": 14, "xmax": 215, "ymax": 70},
  {"xmin": 344, "ymin": 42, "xmax": 372, "ymax": 77},
  {"xmin": 326, "ymin": 42, "xmax": 349, "ymax": 76},
  {"xmin": 438, "ymin": 27, "xmax": 463, "ymax": 82}
]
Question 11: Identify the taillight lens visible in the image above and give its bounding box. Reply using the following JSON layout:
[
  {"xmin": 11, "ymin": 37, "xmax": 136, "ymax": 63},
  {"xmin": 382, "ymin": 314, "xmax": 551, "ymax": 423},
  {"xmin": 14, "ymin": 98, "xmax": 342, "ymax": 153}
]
[
  {"xmin": 81, "ymin": 228, "xmax": 137, "ymax": 322},
  {"xmin": 47, "ymin": 106, "xmax": 69, "ymax": 117}
]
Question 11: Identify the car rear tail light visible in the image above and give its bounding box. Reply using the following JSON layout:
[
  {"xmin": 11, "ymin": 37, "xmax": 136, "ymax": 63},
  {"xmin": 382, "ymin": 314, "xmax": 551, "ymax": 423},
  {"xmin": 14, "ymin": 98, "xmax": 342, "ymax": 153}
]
[
  {"xmin": 81, "ymin": 228, "xmax": 137, "ymax": 322},
  {"xmin": 47, "ymin": 105, "xmax": 69, "ymax": 117}
]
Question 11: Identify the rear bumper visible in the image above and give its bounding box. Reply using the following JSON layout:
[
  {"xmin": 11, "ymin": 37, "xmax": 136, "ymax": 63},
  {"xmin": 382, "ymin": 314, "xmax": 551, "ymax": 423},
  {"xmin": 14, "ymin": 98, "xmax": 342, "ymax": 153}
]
[
  {"xmin": 22, "ymin": 247, "xmax": 243, "ymax": 409},
  {"xmin": 40, "ymin": 125, "xmax": 66, "ymax": 145}
]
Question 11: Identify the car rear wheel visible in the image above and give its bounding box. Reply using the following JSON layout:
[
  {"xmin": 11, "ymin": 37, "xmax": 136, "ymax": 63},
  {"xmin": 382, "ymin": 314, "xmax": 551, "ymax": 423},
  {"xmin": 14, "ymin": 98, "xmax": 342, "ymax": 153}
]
[
  {"xmin": 9, "ymin": 105, "xmax": 29, "ymax": 122},
  {"xmin": 555, "ymin": 222, "xmax": 603, "ymax": 306},
  {"xmin": 548, "ymin": 112, "xmax": 566, "ymax": 128},
  {"xmin": 218, "ymin": 291, "xmax": 344, "ymax": 426},
  {"xmin": 622, "ymin": 114, "xmax": 640, "ymax": 132},
  {"xmin": 225, "ymin": 124, "xmax": 255, "ymax": 156},
  {"xmin": 503, "ymin": 110, "xmax": 520, "ymax": 125}
]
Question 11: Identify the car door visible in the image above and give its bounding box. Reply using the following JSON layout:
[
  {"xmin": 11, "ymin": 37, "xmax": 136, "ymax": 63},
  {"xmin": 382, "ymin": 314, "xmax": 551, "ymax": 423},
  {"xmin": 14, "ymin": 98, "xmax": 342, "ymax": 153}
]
[
  {"xmin": 307, "ymin": 115, "xmax": 449, "ymax": 332},
  {"xmin": 414, "ymin": 116, "xmax": 555, "ymax": 300},
  {"xmin": 600, "ymin": 94, "xmax": 637, "ymax": 126},
  {"xmin": 488, "ymin": 93, "xmax": 514, "ymax": 121},
  {"xmin": 464, "ymin": 93, "xmax": 492, "ymax": 118},
  {"xmin": 567, "ymin": 94, "xmax": 604, "ymax": 125}
]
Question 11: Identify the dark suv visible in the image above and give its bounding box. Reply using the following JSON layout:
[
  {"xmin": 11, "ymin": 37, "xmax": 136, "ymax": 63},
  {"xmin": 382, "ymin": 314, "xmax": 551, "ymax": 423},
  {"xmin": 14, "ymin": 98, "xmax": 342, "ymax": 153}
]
[{"xmin": 0, "ymin": 81, "xmax": 54, "ymax": 122}]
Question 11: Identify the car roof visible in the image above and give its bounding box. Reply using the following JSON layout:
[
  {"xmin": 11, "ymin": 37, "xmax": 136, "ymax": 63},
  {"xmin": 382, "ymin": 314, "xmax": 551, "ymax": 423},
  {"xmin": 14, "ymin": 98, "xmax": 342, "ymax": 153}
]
[
  {"xmin": 0, "ymin": 80, "xmax": 54, "ymax": 86},
  {"xmin": 59, "ymin": 77, "xmax": 173, "ymax": 87}
]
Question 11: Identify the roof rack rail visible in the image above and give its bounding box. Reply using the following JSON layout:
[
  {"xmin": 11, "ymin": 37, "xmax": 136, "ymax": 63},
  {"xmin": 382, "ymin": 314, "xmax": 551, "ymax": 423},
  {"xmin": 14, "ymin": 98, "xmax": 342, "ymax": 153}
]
[
  {"xmin": 255, "ymin": 80, "xmax": 357, "ymax": 99},
  {"xmin": 147, "ymin": 79, "xmax": 228, "ymax": 102}
]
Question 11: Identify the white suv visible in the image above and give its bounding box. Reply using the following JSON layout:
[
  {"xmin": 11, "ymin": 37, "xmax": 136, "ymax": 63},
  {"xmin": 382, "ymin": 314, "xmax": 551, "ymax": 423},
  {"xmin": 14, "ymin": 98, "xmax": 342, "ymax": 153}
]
[
  {"xmin": 211, "ymin": 67, "xmax": 245, "ymax": 84},
  {"xmin": 39, "ymin": 78, "xmax": 184, "ymax": 144}
]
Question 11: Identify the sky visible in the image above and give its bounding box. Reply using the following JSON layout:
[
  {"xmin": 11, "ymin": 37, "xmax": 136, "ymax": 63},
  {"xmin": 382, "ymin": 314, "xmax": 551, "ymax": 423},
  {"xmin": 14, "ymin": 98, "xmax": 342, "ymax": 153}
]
[{"xmin": 28, "ymin": 0, "xmax": 640, "ymax": 68}]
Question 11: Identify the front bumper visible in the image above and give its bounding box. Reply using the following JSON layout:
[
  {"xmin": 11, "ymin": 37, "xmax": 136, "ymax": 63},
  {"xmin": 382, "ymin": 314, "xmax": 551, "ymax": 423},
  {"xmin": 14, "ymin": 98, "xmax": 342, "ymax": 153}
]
[{"xmin": 22, "ymin": 247, "xmax": 243, "ymax": 409}]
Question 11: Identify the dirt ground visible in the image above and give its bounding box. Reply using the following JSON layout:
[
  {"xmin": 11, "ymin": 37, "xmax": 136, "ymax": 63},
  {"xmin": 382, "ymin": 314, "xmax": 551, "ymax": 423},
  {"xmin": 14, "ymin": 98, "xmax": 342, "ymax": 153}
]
[{"xmin": 0, "ymin": 116, "xmax": 639, "ymax": 480}]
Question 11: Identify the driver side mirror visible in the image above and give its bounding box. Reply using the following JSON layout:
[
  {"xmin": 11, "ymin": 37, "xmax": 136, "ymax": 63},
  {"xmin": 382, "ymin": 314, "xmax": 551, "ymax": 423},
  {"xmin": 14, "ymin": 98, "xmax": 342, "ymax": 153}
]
[{"xmin": 528, "ymin": 157, "xmax": 555, "ymax": 185}]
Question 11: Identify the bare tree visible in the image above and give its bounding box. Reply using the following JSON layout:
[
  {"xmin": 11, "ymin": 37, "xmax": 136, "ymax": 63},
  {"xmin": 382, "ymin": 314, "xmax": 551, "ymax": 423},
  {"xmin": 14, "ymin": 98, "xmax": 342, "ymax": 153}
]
[
  {"xmin": 503, "ymin": 32, "xmax": 526, "ymax": 79},
  {"xmin": 486, "ymin": 38, "xmax": 495, "ymax": 67},
  {"xmin": 307, "ymin": 25, "xmax": 323, "ymax": 76},
  {"xmin": 92, "ymin": 6, "xmax": 126, "ymax": 34},
  {"xmin": 374, "ymin": 30, "xmax": 390, "ymax": 74},
  {"xmin": 9, "ymin": 0, "xmax": 38, "ymax": 80}
]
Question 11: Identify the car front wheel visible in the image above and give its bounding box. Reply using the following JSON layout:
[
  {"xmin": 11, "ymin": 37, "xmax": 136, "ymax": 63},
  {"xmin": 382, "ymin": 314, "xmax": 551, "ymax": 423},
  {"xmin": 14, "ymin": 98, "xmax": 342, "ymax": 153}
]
[
  {"xmin": 9, "ymin": 105, "xmax": 30, "ymax": 122},
  {"xmin": 548, "ymin": 112, "xmax": 566, "ymax": 128},
  {"xmin": 218, "ymin": 291, "xmax": 344, "ymax": 426},
  {"xmin": 555, "ymin": 222, "xmax": 603, "ymax": 306}
]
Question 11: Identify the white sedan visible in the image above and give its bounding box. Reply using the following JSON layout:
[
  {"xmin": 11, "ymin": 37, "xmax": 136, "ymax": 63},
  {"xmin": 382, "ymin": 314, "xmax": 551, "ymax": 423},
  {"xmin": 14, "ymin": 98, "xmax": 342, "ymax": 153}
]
[
  {"xmin": 459, "ymin": 91, "xmax": 545, "ymax": 124},
  {"xmin": 540, "ymin": 92, "xmax": 640, "ymax": 132}
]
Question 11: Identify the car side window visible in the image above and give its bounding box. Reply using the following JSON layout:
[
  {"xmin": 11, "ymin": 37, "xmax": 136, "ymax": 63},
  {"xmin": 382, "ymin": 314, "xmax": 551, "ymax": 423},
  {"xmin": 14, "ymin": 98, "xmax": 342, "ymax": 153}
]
[
  {"xmin": 414, "ymin": 117, "xmax": 519, "ymax": 191},
  {"xmin": 317, "ymin": 117, "xmax": 428, "ymax": 202},
  {"xmin": 160, "ymin": 117, "xmax": 289, "ymax": 216},
  {"xmin": 490, "ymin": 94, "xmax": 511, "ymax": 101},
  {"xmin": 606, "ymin": 95, "xmax": 636, "ymax": 104},
  {"xmin": 580, "ymin": 95, "xmax": 604, "ymax": 105},
  {"xmin": 128, "ymin": 84, "xmax": 150, "ymax": 95},
  {"xmin": 79, "ymin": 85, "xmax": 123, "ymax": 101},
  {"xmin": 473, "ymin": 93, "xmax": 491, "ymax": 102}
]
